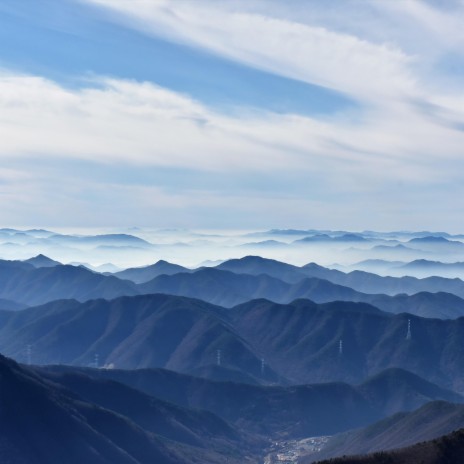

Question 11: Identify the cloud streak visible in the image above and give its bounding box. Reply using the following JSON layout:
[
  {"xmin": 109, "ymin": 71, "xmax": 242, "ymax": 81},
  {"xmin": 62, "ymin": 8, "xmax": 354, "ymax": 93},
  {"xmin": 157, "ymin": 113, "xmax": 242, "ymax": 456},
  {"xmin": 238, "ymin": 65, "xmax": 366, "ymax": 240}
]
[{"xmin": 1, "ymin": 0, "xmax": 464, "ymax": 229}]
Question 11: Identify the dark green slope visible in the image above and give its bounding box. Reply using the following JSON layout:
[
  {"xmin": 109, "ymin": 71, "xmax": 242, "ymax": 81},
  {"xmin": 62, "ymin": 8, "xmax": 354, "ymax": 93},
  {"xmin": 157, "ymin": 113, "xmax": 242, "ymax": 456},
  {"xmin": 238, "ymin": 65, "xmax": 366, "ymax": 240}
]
[
  {"xmin": 307, "ymin": 401, "xmax": 464, "ymax": 463},
  {"xmin": 316, "ymin": 428, "xmax": 464, "ymax": 464}
]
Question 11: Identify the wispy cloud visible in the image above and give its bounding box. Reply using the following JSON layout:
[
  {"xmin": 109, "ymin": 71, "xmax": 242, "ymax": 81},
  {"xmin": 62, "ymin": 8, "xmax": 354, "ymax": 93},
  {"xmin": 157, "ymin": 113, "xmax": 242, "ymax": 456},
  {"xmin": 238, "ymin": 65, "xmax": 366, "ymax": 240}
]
[
  {"xmin": 82, "ymin": 0, "xmax": 417, "ymax": 103},
  {"xmin": 1, "ymin": 0, "xmax": 464, "ymax": 229}
]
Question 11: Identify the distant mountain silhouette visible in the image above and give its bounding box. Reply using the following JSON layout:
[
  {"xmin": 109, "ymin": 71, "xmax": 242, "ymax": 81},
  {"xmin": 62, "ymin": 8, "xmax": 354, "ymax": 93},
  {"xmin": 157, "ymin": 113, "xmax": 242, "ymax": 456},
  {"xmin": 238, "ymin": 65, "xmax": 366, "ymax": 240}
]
[
  {"xmin": 393, "ymin": 259, "xmax": 464, "ymax": 278},
  {"xmin": 114, "ymin": 260, "xmax": 190, "ymax": 284},
  {"xmin": 295, "ymin": 233, "xmax": 369, "ymax": 244},
  {"xmin": 6, "ymin": 255, "xmax": 464, "ymax": 319},
  {"xmin": 215, "ymin": 256, "xmax": 464, "ymax": 298},
  {"xmin": 139, "ymin": 267, "xmax": 297, "ymax": 307},
  {"xmin": 24, "ymin": 254, "xmax": 61, "ymax": 267},
  {"xmin": 299, "ymin": 262, "xmax": 464, "ymax": 298},
  {"xmin": 308, "ymin": 401, "xmax": 464, "ymax": 463},
  {"xmin": 0, "ymin": 261, "xmax": 137, "ymax": 305},
  {"xmin": 217, "ymin": 256, "xmax": 306, "ymax": 283},
  {"xmin": 49, "ymin": 233, "xmax": 153, "ymax": 248},
  {"xmin": 138, "ymin": 266, "xmax": 464, "ymax": 318},
  {"xmin": 366, "ymin": 291, "xmax": 464, "ymax": 319},
  {"xmin": 409, "ymin": 236, "xmax": 457, "ymax": 244}
]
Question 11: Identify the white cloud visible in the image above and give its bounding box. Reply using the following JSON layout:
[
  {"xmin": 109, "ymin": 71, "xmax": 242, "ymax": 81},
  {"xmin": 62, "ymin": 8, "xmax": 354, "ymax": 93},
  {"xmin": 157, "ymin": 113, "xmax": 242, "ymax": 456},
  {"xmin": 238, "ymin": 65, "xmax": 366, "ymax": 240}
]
[
  {"xmin": 2, "ymin": 0, "xmax": 464, "ymax": 229},
  {"xmin": 0, "ymin": 73, "xmax": 298, "ymax": 171},
  {"xmin": 83, "ymin": 0, "xmax": 417, "ymax": 103}
]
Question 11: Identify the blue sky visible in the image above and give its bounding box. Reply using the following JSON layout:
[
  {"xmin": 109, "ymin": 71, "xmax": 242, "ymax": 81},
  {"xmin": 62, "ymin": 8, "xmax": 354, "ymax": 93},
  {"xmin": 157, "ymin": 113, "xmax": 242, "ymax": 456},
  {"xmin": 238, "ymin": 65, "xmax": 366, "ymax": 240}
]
[{"xmin": 0, "ymin": 0, "xmax": 463, "ymax": 231}]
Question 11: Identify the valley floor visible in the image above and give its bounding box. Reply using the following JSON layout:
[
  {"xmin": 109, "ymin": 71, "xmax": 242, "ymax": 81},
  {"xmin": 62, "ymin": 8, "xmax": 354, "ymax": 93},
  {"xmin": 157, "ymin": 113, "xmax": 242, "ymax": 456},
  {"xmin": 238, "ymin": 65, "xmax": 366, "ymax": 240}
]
[{"xmin": 264, "ymin": 436, "xmax": 330, "ymax": 464}]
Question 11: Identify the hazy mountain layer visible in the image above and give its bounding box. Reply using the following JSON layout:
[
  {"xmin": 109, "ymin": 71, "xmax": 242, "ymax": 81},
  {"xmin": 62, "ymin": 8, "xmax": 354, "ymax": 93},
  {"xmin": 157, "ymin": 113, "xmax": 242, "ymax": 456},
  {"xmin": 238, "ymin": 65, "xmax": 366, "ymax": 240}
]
[{"xmin": 2, "ymin": 256, "xmax": 464, "ymax": 319}]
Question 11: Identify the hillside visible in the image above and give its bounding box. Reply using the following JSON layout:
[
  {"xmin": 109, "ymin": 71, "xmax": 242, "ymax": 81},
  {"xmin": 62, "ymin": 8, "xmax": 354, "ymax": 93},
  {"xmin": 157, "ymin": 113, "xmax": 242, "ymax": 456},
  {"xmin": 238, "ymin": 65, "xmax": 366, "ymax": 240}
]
[
  {"xmin": 0, "ymin": 353, "xmax": 229, "ymax": 464},
  {"xmin": 307, "ymin": 401, "xmax": 464, "ymax": 463},
  {"xmin": 37, "ymin": 364, "xmax": 462, "ymax": 440},
  {"xmin": 316, "ymin": 428, "xmax": 464, "ymax": 464}
]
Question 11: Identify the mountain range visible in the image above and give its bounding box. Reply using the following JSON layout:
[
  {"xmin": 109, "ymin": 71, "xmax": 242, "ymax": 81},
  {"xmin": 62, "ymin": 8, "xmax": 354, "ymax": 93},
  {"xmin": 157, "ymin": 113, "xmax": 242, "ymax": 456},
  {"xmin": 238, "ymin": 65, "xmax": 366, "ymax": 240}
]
[
  {"xmin": 3, "ymin": 294, "xmax": 464, "ymax": 390},
  {"xmin": 2, "ymin": 256, "xmax": 464, "ymax": 319}
]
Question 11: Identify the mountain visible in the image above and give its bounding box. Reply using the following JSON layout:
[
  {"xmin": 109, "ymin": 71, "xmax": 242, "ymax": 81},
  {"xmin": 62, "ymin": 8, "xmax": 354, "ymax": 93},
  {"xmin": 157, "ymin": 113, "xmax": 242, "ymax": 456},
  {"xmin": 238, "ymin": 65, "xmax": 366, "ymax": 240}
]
[
  {"xmin": 349, "ymin": 259, "xmax": 405, "ymax": 273},
  {"xmin": 48, "ymin": 233, "xmax": 153, "ymax": 248},
  {"xmin": 0, "ymin": 353, "xmax": 217, "ymax": 464},
  {"xmin": 139, "ymin": 268, "xmax": 295, "ymax": 307},
  {"xmin": 215, "ymin": 256, "xmax": 464, "ymax": 299},
  {"xmin": 226, "ymin": 298, "xmax": 464, "ymax": 389},
  {"xmin": 294, "ymin": 234, "xmax": 333, "ymax": 243},
  {"xmin": 239, "ymin": 240, "xmax": 289, "ymax": 248},
  {"xmin": 5, "ymin": 295, "xmax": 464, "ymax": 389},
  {"xmin": 394, "ymin": 259, "xmax": 464, "ymax": 278},
  {"xmin": 0, "ymin": 261, "xmax": 137, "ymax": 306},
  {"xmin": 307, "ymin": 401, "xmax": 464, "ymax": 463},
  {"xmin": 365, "ymin": 291, "xmax": 464, "ymax": 319},
  {"xmin": 38, "ymin": 364, "xmax": 461, "ymax": 441},
  {"xmin": 4, "ymin": 254, "xmax": 464, "ymax": 319},
  {"xmin": 409, "ymin": 236, "xmax": 460, "ymax": 244},
  {"xmin": 300, "ymin": 262, "xmax": 464, "ymax": 298},
  {"xmin": 316, "ymin": 428, "xmax": 464, "ymax": 464},
  {"xmin": 357, "ymin": 368, "xmax": 463, "ymax": 414},
  {"xmin": 295, "ymin": 234, "xmax": 369, "ymax": 244},
  {"xmin": 114, "ymin": 260, "xmax": 190, "ymax": 284},
  {"xmin": 24, "ymin": 254, "xmax": 61, "ymax": 268},
  {"xmin": 0, "ymin": 294, "xmax": 278, "ymax": 382},
  {"xmin": 36, "ymin": 367, "xmax": 257, "ymax": 457},
  {"xmin": 216, "ymin": 256, "xmax": 306, "ymax": 283},
  {"xmin": 138, "ymin": 266, "xmax": 371, "ymax": 308}
]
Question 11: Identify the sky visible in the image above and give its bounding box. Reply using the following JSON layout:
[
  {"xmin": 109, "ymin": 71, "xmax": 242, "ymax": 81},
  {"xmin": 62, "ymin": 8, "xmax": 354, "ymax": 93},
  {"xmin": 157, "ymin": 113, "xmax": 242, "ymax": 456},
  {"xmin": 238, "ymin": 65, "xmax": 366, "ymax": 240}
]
[{"xmin": 0, "ymin": 0, "xmax": 464, "ymax": 231}]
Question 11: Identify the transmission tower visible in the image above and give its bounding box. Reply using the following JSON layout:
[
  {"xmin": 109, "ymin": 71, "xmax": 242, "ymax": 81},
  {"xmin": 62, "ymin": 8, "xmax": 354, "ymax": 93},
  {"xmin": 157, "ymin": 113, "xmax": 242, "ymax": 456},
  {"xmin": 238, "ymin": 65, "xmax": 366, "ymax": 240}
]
[
  {"xmin": 406, "ymin": 319, "xmax": 411, "ymax": 340},
  {"xmin": 261, "ymin": 358, "xmax": 265, "ymax": 376},
  {"xmin": 216, "ymin": 349, "xmax": 221, "ymax": 367},
  {"xmin": 339, "ymin": 339, "xmax": 343, "ymax": 355}
]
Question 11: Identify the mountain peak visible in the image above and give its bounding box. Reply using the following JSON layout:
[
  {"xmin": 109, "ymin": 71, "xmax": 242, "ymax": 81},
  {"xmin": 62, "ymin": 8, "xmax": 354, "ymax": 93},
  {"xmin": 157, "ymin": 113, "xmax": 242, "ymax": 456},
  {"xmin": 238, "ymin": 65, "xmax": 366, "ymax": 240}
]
[{"xmin": 24, "ymin": 254, "xmax": 61, "ymax": 268}]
